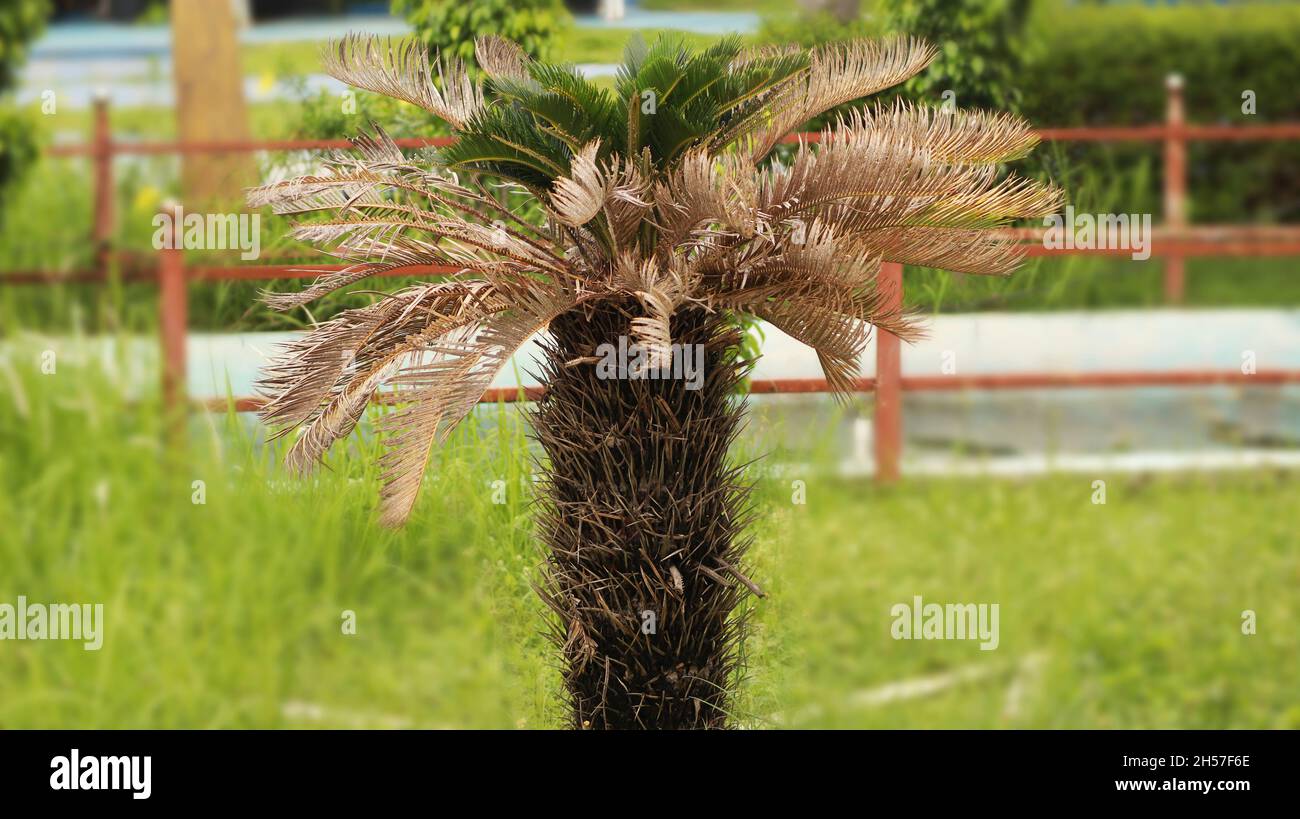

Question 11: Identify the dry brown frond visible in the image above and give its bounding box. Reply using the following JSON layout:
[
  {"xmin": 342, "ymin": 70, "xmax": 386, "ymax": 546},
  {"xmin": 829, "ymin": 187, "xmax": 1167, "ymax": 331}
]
[
  {"xmin": 249, "ymin": 32, "xmax": 1061, "ymax": 727},
  {"xmin": 323, "ymin": 34, "xmax": 483, "ymax": 128},
  {"xmin": 550, "ymin": 141, "xmax": 607, "ymax": 227},
  {"xmin": 376, "ymin": 284, "xmax": 593, "ymax": 525},
  {"xmin": 279, "ymin": 281, "xmax": 506, "ymax": 474},
  {"xmin": 742, "ymin": 36, "xmax": 937, "ymax": 162},
  {"xmin": 474, "ymin": 34, "xmax": 533, "ymax": 83},
  {"xmin": 854, "ymin": 101, "xmax": 1042, "ymax": 164}
]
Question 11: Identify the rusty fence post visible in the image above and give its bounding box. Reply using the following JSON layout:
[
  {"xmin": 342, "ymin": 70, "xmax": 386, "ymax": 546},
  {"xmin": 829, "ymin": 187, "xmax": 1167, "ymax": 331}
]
[
  {"xmin": 92, "ymin": 93, "xmax": 114, "ymax": 277},
  {"xmin": 158, "ymin": 201, "xmax": 188, "ymax": 436},
  {"xmin": 874, "ymin": 261, "xmax": 903, "ymax": 483},
  {"xmin": 1163, "ymin": 73, "xmax": 1187, "ymax": 303}
]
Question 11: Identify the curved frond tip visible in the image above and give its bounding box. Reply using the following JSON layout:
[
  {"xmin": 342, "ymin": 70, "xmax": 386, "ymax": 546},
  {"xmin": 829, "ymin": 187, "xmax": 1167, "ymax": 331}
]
[{"xmin": 323, "ymin": 33, "xmax": 483, "ymax": 129}]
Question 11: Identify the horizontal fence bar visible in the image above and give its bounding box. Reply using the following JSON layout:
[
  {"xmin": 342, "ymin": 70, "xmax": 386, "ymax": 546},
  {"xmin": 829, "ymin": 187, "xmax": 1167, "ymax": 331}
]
[
  {"xmin": 1019, "ymin": 239, "xmax": 1300, "ymax": 258},
  {"xmin": 1003, "ymin": 225, "xmax": 1300, "ymax": 241},
  {"xmin": 42, "ymin": 123, "xmax": 1300, "ymax": 158},
  {"xmin": 0, "ymin": 263, "xmax": 459, "ymax": 285},
  {"xmin": 10, "ymin": 225, "xmax": 1300, "ymax": 286},
  {"xmin": 204, "ymin": 370, "xmax": 1300, "ymax": 413},
  {"xmin": 46, "ymin": 135, "xmax": 457, "ymax": 157},
  {"xmin": 900, "ymin": 371, "xmax": 1300, "ymax": 390},
  {"xmin": 1033, "ymin": 124, "xmax": 1300, "ymax": 142}
]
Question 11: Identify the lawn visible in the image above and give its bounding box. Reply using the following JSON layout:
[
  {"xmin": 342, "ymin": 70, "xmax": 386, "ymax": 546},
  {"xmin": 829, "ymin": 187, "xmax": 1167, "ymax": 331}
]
[
  {"xmin": 1, "ymin": 338, "xmax": 1295, "ymax": 728},
  {"xmin": 639, "ymin": 0, "xmax": 795, "ymax": 13},
  {"xmin": 238, "ymin": 27, "xmax": 726, "ymax": 79}
]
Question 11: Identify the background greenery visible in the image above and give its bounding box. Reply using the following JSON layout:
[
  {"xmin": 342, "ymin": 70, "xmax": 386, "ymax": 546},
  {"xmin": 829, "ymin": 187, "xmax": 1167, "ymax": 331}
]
[
  {"xmin": 763, "ymin": 0, "xmax": 1300, "ymax": 225},
  {"xmin": 1021, "ymin": 2, "xmax": 1300, "ymax": 225},
  {"xmin": 0, "ymin": 0, "xmax": 48, "ymax": 227},
  {"xmin": 3, "ymin": 1, "xmax": 1299, "ymax": 328},
  {"xmin": 393, "ymin": 0, "xmax": 571, "ymax": 69},
  {"xmin": 1, "ymin": 340, "xmax": 1294, "ymax": 729},
  {"xmin": 2, "ymin": 3, "xmax": 1296, "ymax": 730}
]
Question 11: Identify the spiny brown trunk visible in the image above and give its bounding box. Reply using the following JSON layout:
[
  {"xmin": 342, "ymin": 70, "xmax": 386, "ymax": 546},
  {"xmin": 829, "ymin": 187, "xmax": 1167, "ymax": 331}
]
[{"xmin": 533, "ymin": 302, "xmax": 755, "ymax": 729}]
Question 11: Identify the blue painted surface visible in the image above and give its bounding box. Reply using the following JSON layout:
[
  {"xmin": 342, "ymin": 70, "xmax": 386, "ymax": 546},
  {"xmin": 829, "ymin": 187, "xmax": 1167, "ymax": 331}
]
[
  {"xmin": 28, "ymin": 8, "xmax": 757, "ymax": 60},
  {"xmin": 21, "ymin": 9, "xmax": 752, "ymax": 108}
]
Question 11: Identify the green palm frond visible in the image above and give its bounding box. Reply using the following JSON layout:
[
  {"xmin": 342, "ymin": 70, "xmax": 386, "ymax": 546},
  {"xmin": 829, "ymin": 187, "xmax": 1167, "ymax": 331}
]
[{"xmin": 437, "ymin": 103, "xmax": 570, "ymax": 191}]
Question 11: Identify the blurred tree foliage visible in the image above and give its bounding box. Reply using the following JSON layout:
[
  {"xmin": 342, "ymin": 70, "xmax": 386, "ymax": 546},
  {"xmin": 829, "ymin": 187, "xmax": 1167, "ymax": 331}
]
[
  {"xmin": 391, "ymin": 0, "xmax": 570, "ymax": 71},
  {"xmin": 760, "ymin": 0, "xmax": 1032, "ymax": 112},
  {"xmin": 0, "ymin": 0, "xmax": 48, "ymax": 226},
  {"xmin": 761, "ymin": 0, "xmax": 1300, "ymax": 223},
  {"xmin": 0, "ymin": 0, "xmax": 46, "ymax": 91},
  {"xmin": 758, "ymin": 10, "xmax": 874, "ymax": 49},
  {"xmin": 288, "ymin": 76, "xmax": 448, "ymax": 141},
  {"xmin": 1022, "ymin": 2, "xmax": 1300, "ymax": 223},
  {"xmin": 880, "ymin": 0, "xmax": 1033, "ymax": 113}
]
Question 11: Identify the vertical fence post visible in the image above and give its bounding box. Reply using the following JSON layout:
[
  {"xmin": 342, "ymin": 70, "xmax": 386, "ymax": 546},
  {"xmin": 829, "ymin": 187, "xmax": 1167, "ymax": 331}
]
[
  {"xmin": 874, "ymin": 261, "xmax": 903, "ymax": 484},
  {"xmin": 92, "ymin": 93, "xmax": 114, "ymax": 277},
  {"xmin": 158, "ymin": 202, "xmax": 188, "ymax": 437},
  {"xmin": 1163, "ymin": 73, "xmax": 1187, "ymax": 303}
]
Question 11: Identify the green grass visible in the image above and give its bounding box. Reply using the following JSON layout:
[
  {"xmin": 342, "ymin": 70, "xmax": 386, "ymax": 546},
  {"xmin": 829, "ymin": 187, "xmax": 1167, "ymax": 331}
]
[
  {"xmin": 238, "ymin": 28, "xmax": 727, "ymax": 79},
  {"xmin": 640, "ymin": 0, "xmax": 795, "ymax": 13},
  {"xmin": 0, "ymin": 337, "xmax": 559, "ymax": 728},
  {"xmin": 241, "ymin": 39, "xmax": 326, "ymax": 80},
  {"xmin": 557, "ymin": 27, "xmax": 722, "ymax": 66},
  {"xmin": 766, "ymin": 474, "xmax": 1299, "ymax": 728},
  {"xmin": 1, "ymin": 338, "xmax": 1296, "ymax": 728}
]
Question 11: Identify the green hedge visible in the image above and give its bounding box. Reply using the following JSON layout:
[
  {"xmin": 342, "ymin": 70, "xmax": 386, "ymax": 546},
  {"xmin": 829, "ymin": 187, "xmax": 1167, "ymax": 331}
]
[
  {"xmin": 763, "ymin": 1, "xmax": 1300, "ymax": 223},
  {"xmin": 0, "ymin": 0, "xmax": 48, "ymax": 227},
  {"xmin": 1022, "ymin": 2, "xmax": 1300, "ymax": 223},
  {"xmin": 1022, "ymin": 3, "xmax": 1300, "ymax": 126}
]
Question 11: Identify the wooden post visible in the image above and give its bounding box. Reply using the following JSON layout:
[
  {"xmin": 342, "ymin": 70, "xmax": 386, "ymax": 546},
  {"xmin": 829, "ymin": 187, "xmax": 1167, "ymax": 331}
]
[
  {"xmin": 171, "ymin": 0, "xmax": 255, "ymax": 204},
  {"xmin": 1163, "ymin": 73, "xmax": 1187, "ymax": 303},
  {"xmin": 874, "ymin": 261, "xmax": 903, "ymax": 483},
  {"xmin": 158, "ymin": 202, "xmax": 188, "ymax": 434},
  {"xmin": 92, "ymin": 93, "xmax": 113, "ymax": 276}
]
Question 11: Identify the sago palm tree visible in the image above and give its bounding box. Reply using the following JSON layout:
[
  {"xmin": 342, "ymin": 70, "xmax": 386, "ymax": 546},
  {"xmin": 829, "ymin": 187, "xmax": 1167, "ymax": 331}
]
[{"xmin": 247, "ymin": 33, "xmax": 1059, "ymax": 729}]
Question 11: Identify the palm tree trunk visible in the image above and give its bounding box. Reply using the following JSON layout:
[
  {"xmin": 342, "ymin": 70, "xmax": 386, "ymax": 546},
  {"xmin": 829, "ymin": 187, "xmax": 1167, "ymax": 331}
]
[{"xmin": 533, "ymin": 302, "xmax": 754, "ymax": 729}]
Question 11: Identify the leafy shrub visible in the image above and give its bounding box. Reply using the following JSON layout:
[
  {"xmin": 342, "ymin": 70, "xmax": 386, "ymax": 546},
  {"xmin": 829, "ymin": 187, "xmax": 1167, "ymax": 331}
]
[
  {"xmin": 0, "ymin": 0, "xmax": 46, "ymax": 92},
  {"xmin": 1022, "ymin": 2, "xmax": 1300, "ymax": 223},
  {"xmin": 882, "ymin": 0, "xmax": 1034, "ymax": 112},
  {"xmin": 391, "ymin": 0, "xmax": 570, "ymax": 69},
  {"xmin": 761, "ymin": 1, "xmax": 1300, "ymax": 222},
  {"xmin": 287, "ymin": 77, "xmax": 447, "ymax": 141},
  {"xmin": 1023, "ymin": 2, "xmax": 1300, "ymax": 126},
  {"xmin": 757, "ymin": 9, "xmax": 876, "ymax": 47},
  {"xmin": 0, "ymin": 0, "xmax": 48, "ymax": 225}
]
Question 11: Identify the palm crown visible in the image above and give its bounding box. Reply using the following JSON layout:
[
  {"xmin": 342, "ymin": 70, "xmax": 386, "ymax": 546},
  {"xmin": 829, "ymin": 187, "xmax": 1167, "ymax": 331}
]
[{"xmin": 248, "ymin": 33, "xmax": 1060, "ymax": 526}]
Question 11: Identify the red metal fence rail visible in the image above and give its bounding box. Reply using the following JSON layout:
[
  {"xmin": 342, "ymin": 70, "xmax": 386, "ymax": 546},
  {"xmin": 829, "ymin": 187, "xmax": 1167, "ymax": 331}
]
[{"xmin": 9, "ymin": 78, "xmax": 1300, "ymax": 482}]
